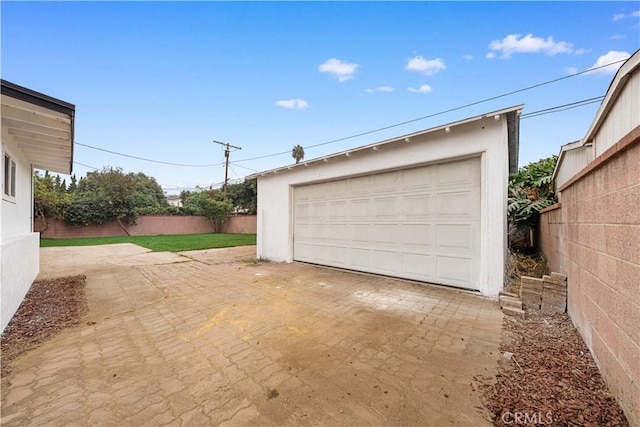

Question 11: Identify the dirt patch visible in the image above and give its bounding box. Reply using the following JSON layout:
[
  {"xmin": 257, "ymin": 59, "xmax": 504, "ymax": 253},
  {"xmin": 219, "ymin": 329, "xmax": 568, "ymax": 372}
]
[
  {"xmin": 480, "ymin": 310, "xmax": 628, "ymax": 426},
  {"xmin": 1, "ymin": 275, "xmax": 87, "ymax": 378}
]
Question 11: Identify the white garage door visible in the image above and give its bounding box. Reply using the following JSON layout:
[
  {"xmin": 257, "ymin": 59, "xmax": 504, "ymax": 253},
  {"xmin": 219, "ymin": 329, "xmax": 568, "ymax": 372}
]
[{"xmin": 293, "ymin": 157, "xmax": 481, "ymax": 290}]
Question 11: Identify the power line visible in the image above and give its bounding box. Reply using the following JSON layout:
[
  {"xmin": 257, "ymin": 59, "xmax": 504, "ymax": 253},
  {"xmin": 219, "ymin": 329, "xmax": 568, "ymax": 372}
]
[
  {"xmin": 75, "ymin": 142, "xmax": 224, "ymax": 168},
  {"xmin": 231, "ymin": 59, "xmax": 626, "ymax": 164},
  {"xmin": 521, "ymin": 96, "xmax": 604, "ymax": 119},
  {"xmin": 73, "ymin": 161, "xmax": 99, "ymax": 171}
]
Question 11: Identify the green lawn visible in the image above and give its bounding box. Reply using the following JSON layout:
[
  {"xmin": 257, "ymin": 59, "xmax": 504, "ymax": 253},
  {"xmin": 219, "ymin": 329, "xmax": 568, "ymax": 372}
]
[{"xmin": 40, "ymin": 233, "xmax": 256, "ymax": 252}]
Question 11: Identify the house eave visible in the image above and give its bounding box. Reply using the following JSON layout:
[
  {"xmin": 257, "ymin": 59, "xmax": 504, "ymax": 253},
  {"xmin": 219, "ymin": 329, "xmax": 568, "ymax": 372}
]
[{"xmin": 1, "ymin": 80, "xmax": 75, "ymax": 175}]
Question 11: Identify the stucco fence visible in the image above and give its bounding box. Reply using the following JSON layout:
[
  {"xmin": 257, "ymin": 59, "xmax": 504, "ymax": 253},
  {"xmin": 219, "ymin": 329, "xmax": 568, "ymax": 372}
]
[
  {"xmin": 537, "ymin": 132, "xmax": 639, "ymax": 426},
  {"xmin": 35, "ymin": 215, "xmax": 257, "ymax": 238}
]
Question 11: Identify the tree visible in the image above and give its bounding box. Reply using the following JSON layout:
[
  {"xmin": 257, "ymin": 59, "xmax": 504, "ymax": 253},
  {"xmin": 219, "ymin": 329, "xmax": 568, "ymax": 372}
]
[
  {"xmin": 67, "ymin": 174, "xmax": 78, "ymax": 193},
  {"xmin": 182, "ymin": 190, "xmax": 232, "ymax": 231},
  {"xmin": 131, "ymin": 172, "xmax": 168, "ymax": 211},
  {"xmin": 508, "ymin": 155, "xmax": 558, "ymax": 250},
  {"xmin": 292, "ymin": 144, "xmax": 305, "ymax": 164},
  {"xmin": 225, "ymin": 179, "xmax": 257, "ymax": 214},
  {"xmin": 34, "ymin": 172, "xmax": 71, "ymax": 233},
  {"xmin": 64, "ymin": 167, "xmax": 137, "ymax": 234}
]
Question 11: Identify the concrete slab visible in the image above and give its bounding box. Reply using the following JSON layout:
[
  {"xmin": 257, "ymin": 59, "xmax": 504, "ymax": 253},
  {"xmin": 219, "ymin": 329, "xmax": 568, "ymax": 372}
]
[{"xmin": 2, "ymin": 244, "xmax": 503, "ymax": 426}]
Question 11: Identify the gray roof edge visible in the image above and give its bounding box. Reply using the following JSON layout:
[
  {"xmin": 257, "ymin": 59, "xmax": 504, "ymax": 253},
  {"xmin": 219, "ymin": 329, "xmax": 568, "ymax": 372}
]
[
  {"xmin": 249, "ymin": 104, "xmax": 524, "ymax": 179},
  {"xmin": 1, "ymin": 79, "xmax": 75, "ymax": 174},
  {"xmin": 1, "ymin": 79, "xmax": 76, "ymax": 116}
]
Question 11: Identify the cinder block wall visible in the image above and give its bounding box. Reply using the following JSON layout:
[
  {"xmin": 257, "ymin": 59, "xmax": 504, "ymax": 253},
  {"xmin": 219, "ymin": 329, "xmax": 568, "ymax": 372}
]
[
  {"xmin": 538, "ymin": 135, "xmax": 639, "ymax": 426},
  {"xmin": 36, "ymin": 215, "xmax": 257, "ymax": 238},
  {"xmin": 221, "ymin": 215, "xmax": 257, "ymax": 234}
]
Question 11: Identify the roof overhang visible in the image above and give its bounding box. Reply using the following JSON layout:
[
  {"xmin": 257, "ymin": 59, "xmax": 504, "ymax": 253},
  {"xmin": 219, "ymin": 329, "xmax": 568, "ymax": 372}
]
[
  {"xmin": 249, "ymin": 104, "xmax": 523, "ymax": 179},
  {"xmin": 1, "ymin": 79, "xmax": 75, "ymax": 174},
  {"xmin": 581, "ymin": 49, "xmax": 640, "ymax": 147},
  {"xmin": 551, "ymin": 49, "xmax": 639, "ymax": 182}
]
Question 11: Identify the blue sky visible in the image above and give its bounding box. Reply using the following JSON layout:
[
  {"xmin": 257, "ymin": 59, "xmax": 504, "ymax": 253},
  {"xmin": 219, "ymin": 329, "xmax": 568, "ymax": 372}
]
[{"xmin": 2, "ymin": 2, "xmax": 639, "ymax": 194}]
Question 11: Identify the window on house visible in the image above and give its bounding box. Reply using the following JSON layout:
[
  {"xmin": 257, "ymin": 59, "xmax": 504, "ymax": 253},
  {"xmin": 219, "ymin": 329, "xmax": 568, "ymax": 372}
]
[{"xmin": 4, "ymin": 153, "xmax": 16, "ymax": 198}]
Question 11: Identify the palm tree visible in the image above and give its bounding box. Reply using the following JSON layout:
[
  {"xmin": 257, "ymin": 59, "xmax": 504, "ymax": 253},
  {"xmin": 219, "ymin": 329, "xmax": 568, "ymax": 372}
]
[{"xmin": 292, "ymin": 144, "xmax": 305, "ymax": 164}]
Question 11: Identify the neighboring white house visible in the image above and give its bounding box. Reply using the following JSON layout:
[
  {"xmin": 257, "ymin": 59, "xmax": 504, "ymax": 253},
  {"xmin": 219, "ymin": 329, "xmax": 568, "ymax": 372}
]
[
  {"xmin": 1, "ymin": 80, "xmax": 75, "ymax": 332},
  {"xmin": 166, "ymin": 195, "xmax": 183, "ymax": 207},
  {"xmin": 251, "ymin": 105, "xmax": 522, "ymax": 297}
]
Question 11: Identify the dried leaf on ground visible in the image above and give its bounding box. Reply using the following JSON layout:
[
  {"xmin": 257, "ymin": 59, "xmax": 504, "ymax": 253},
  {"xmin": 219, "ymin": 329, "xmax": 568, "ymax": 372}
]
[
  {"xmin": 480, "ymin": 310, "xmax": 628, "ymax": 426},
  {"xmin": 1, "ymin": 275, "xmax": 87, "ymax": 377}
]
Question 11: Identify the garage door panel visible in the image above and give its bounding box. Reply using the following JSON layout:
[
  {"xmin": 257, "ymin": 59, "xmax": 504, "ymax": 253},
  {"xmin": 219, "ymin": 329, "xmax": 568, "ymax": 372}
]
[
  {"xmin": 436, "ymin": 224, "xmax": 474, "ymax": 251},
  {"xmin": 348, "ymin": 248, "xmax": 370, "ymax": 268},
  {"xmin": 373, "ymin": 197, "xmax": 399, "ymax": 218},
  {"xmin": 295, "ymin": 202, "xmax": 310, "ymax": 220},
  {"xmin": 402, "ymin": 224, "xmax": 433, "ymax": 251},
  {"xmin": 373, "ymin": 224, "xmax": 400, "ymax": 246},
  {"xmin": 295, "ymin": 243, "xmax": 325, "ymax": 262},
  {"xmin": 327, "ymin": 223, "xmax": 347, "ymax": 243},
  {"xmin": 371, "ymin": 250, "xmax": 401, "ymax": 273},
  {"xmin": 349, "ymin": 224, "xmax": 370, "ymax": 244},
  {"xmin": 294, "ymin": 157, "xmax": 480, "ymax": 290},
  {"xmin": 328, "ymin": 200, "xmax": 347, "ymax": 220},
  {"xmin": 402, "ymin": 194, "xmax": 434, "ymax": 218},
  {"xmin": 327, "ymin": 180, "xmax": 348, "ymax": 198},
  {"xmin": 436, "ymin": 191, "xmax": 477, "ymax": 217},
  {"xmin": 402, "ymin": 253, "xmax": 433, "ymax": 277},
  {"xmin": 401, "ymin": 167, "xmax": 435, "ymax": 190},
  {"xmin": 349, "ymin": 199, "xmax": 370, "ymax": 219},
  {"xmin": 436, "ymin": 158, "xmax": 480, "ymax": 187},
  {"xmin": 310, "ymin": 202, "xmax": 327, "ymax": 219},
  {"xmin": 328, "ymin": 246, "xmax": 348, "ymax": 266},
  {"xmin": 373, "ymin": 172, "xmax": 400, "ymax": 193},
  {"xmin": 436, "ymin": 256, "xmax": 473, "ymax": 286}
]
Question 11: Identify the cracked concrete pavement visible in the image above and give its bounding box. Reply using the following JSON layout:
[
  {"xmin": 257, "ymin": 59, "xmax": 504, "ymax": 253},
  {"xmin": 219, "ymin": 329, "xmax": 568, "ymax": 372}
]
[{"xmin": 1, "ymin": 244, "xmax": 503, "ymax": 426}]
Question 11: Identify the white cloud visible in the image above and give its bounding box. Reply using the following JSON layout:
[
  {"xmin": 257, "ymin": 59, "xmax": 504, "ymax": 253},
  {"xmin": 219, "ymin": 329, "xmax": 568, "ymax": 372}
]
[
  {"xmin": 487, "ymin": 33, "xmax": 576, "ymax": 58},
  {"xmin": 609, "ymin": 34, "xmax": 626, "ymax": 40},
  {"xmin": 462, "ymin": 54, "xmax": 473, "ymax": 60},
  {"xmin": 584, "ymin": 51, "xmax": 631, "ymax": 75},
  {"xmin": 318, "ymin": 58, "xmax": 359, "ymax": 82},
  {"xmin": 486, "ymin": 52, "xmax": 496, "ymax": 59},
  {"xmin": 406, "ymin": 56, "xmax": 446, "ymax": 75},
  {"xmin": 613, "ymin": 10, "xmax": 640, "ymax": 20},
  {"xmin": 564, "ymin": 66, "xmax": 578, "ymax": 75},
  {"xmin": 274, "ymin": 99, "xmax": 309, "ymax": 110},
  {"xmin": 364, "ymin": 86, "xmax": 394, "ymax": 93},
  {"xmin": 408, "ymin": 85, "xmax": 432, "ymax": 94}
]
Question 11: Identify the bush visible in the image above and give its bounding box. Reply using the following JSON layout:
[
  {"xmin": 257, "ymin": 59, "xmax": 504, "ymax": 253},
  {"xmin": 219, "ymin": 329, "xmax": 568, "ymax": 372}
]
[{"xmin": 508, "ymin": 156, "xmax": 558, "ymax": 252}]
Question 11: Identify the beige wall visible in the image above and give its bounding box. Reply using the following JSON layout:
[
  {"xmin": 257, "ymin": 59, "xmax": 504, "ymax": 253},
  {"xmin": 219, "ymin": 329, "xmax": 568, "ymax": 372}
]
[
  {"xmin": 36, "ymin": 215, "xmax": 257, "ymax": 238},
  {"xmin": 538, "ymin": 128, "xmax": 639, "ymax": 426}
]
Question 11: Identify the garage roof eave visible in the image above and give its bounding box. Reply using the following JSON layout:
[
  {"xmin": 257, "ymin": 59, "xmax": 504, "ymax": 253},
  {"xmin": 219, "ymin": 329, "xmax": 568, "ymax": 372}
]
[{"xmin": 249, "ymin": 104, "xmax": 524, "ymax": 179}]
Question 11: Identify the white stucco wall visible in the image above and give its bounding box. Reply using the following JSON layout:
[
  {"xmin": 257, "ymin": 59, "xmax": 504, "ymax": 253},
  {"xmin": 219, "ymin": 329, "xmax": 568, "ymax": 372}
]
[
  {"xmin": 1, "ymin": 128, "xmax": 39, "ymax": 332},
  {"xmin": 1, "ymin": 232, "xmax": 39, "ymax": 331},
  {"xmin": 256, "ymin": 114, "xmax": 512, "ymax": 297}
]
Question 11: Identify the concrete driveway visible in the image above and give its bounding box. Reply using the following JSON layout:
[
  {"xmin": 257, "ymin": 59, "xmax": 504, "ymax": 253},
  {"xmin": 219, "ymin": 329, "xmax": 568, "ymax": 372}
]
[{"xmin": 1, "ymin": 244, "xmax": 503, "ymax": 426}]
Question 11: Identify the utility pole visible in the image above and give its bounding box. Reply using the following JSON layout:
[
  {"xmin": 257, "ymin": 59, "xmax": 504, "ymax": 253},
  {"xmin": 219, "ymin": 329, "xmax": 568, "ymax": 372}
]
[{"xmin": 213, "ymin": 140, "xmax": 242, "ymax": 200}]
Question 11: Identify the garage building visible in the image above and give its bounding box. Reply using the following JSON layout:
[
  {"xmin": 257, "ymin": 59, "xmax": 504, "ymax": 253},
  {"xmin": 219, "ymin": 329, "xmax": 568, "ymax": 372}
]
[{"xmin": 252, "ymin": 106, "xmax": 522, "ymax": 297}]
